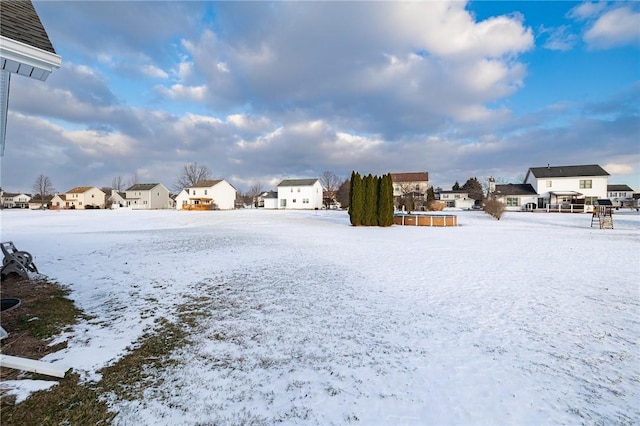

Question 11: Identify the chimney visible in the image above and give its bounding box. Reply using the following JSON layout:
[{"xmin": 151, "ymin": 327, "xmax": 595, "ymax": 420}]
[{"xmin": 547, "ymin": 163, "xmax": 550, "ymax": 169}]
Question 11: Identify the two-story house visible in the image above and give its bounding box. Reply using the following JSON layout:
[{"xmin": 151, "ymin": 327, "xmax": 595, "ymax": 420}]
[
  {"xmin": 523, "ymin": 164, "xmax": 609, "ymax": 212},
  {"xmin": 607, "ymin": 184, "xmax": 635, "ymax": 208},
  {"xmin": 277, "ymin": 179, "xmax": 323, "ymax": 210},
  {"xmin": 1, "ymin": 192, "xmax": 30, "ymax": 208},
  {"xmin": 390, "ymin": 172, "xmax": 430, "ymax": 210},
  {"xmin": 125, "ymin": 183, "xmax": 171, "ymax": 209},
  {"xmin": 175, "ymin": 179, "xmax": 237, "ymax": 210},
  {"xmin": 51, "ymin": 186, "xmax": 106, "ymax": 209}
]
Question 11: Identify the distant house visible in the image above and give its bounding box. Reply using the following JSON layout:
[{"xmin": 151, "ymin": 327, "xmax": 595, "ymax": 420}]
[
  {"xmin": 523, "ymin": 164, "xmax": 609, "ymax": 212},
  {"xmin": 607, "ymin": 184, "xmax": 635, "ymax": 208},
  {"xmin": 391, "ymin": 172, "xmax": 430, "ymax": 210},
  {"xmin": 176, "ymin": 179, "xmax": 237, "ymax": 210},
  {"xmin": 391, "ymin": 172, "xmax": 429, "ymax": 197},
  {"xmin": 437, "ymin": 190, "xmax": 474, "ymax": 210},
  {"xmin": 28, "ymin": 194, "xmax": 53, "ymax": 209},
  {"xmin": 125, "ymin": 183, "xmax": 171, "ymax": 209},
  {"xmin": 257, "ymin": 190, "xmax": 278, "ymax": 209},
  {"xmin": 1, "ymin": 192, "xmax": 30, "ymax": 208},
  {"xmin": 55, "ymin": 186, "xmax": 106, "ymax": 209},
  {"xmin": 104, "ymin": 189, "xmax": 126, "ymax": 209},
  {"xmin": 489, "ymin": 183, "xmax": 538, "ymax": 211},
  {"xmin": 277, "ymin": 179, "xmax": 323, "ymax": 209}
]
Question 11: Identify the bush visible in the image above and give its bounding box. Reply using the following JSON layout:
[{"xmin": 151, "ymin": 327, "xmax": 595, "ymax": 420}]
[
  {"xmin": 484, "ymin": 199, "xmax": 505, "ymax": 220},
  {"xmin": 428, "ymin": 201, "xmax": 446, "ymax": 211}
]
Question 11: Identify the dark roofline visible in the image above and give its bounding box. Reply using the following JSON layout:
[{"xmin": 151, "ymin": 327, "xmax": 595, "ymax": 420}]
[
  {"xmin": 526, "ymin": 164, "xmax": 609, "ymax": 179},
  {"xmin": 0, "ymin": 1, "xmax": 56, "ymax": 54}
]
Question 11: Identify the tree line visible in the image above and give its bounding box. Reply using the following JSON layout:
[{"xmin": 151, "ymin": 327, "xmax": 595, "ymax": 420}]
[{"xmin": 347, "ymin": 171, "xmax": 394, "ymax": 227}]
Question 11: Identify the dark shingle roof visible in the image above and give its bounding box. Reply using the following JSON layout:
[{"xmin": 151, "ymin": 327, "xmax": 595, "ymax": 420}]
[
  {"xmin": 127, "ymin": 183, "xmax": 160, "ymax": 191},
  {"xmin": 0, "ymin": 1, "xmax": 56, "ymax": 54},
  {"xmin": 391, "ymin": 172, "xmax": 429, "ymax": 183},
  {"xmin": 527, "ymin": 164, "xmax": 609, "ymax": 179},
  {"xmin": 494, "ymin": 184, "xmax": 537, "ymax": 196},
  {"xmin": 191, "ymin": 180, "xmax": 223, "ymax": 188},
  {"xmin": 607, "ymin": 184, "xmax": 634, "ymax": 192},
  {"xmin": 277, "ymin": 178, "xmax": 319, "ymax": 187}
]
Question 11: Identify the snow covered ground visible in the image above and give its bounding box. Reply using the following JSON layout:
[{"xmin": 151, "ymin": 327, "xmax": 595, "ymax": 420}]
[{"xmin": 1, "ymin": 208, "xmax": 639, "ymax": 425}]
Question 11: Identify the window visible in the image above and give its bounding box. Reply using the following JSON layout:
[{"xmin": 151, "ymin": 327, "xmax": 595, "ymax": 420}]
[
  {"xmin": 303, "ymin": 198, "xmax": 309, "ymax": 204},
  {"xmin": 546, "ymin": 181, "xmax": 552, "ymax": 188},
  {"xmin": 579, "ymin": 180, "xmax": 592, "ymax": 189},
  {"xmin": 415, "ymin": 184, "xmax": 420, "ymax": 190},
  {"xmin": 506, "ymin": 197, "xmax": 518, "ymax": 206},
  {"xmin": 297, "ymin": 188, "xmax": 301, "ymax": 192},
  {"xmin": 454, "ymin": 195, "xmax": 460, "ymax": 199},
  {"xmin": 292, "ymin": 199, "xmax": 297, "ymax": 203},
  {"xmin": 585, "ymin": 196, "xmax": 598, "ymax": 206}
]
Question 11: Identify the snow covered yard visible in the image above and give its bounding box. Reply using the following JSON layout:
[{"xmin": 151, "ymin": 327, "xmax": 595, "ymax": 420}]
[{"xmin": 1, "ymin": 208, "xmax": 639, "ymax": 425}]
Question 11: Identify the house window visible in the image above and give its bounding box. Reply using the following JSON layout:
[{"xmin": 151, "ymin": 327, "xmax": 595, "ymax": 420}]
[
  {"xmin": 293, "ymin": 199, "xmax": 297, "ymax": 203},
  {"xmin": 454, "ymin": 195, "xmax": 460, "ymax": 199},
  {"xmin": 303, "ymin": 198, "xmax": 309, "ymax": 204},
  {"xmin": 297, "ymin": 188, "xmax": 301, "ymax": 192},
  {"xmin": 182, "ymin": 200, "xmax": 187, "ymax": 205},
  {"xmin": 546, "ymin": 181, "xmax": 552, "ymax": 188},
  {"xmin": 506, "ymin": 197, "xmax": 518, "ymax": 206},
  {"xmin": 585, "ymin": 196, "xmax": 598, "ymax": 205},
  {"xmin": 579, "ymin": 180, "xmax": 592, "ymax": 189},
  {"xmin": 205, "ymin": 190, "xmax": 208, "ymax": 195},
  {"xmin": 415, "ymin": 184, "xmax": 420, "ymax": 191}
]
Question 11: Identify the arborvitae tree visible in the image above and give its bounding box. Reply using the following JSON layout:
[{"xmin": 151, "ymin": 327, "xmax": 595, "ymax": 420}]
[
  {"xmin": 378, "ymin": 173, "xmax": 394, "ymax": 226},
  {"xmin": 452, "ymin": 181, "xmax": 461, "ymax": 190},
  {"xmin": 427, "ymin": 186, "xmax": 436, "ymax": 205},
  {"xmin": 362, "ymin": 174, "xmax": 377, "ymax": 226},
  {"xmin": 348, "ymin": 171, "xmax": 356, "ymax": 220},
  {"xmin": 349, "ymin": 172, "xmax": 364, "ymax": 226}
]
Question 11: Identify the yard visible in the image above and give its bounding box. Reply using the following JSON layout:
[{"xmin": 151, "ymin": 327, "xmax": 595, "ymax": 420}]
[{"xmin": 1, "ymin": 208, "xmax": 638, "ymax": 424}]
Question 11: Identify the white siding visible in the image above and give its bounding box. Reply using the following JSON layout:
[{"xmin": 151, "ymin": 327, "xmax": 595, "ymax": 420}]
[{"xmin": 277, "ymin": 181, "xmax": 323, "ymax": 209}]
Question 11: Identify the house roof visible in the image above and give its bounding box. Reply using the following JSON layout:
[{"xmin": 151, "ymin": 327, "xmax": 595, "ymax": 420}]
[
  {"xmin": 191, "ymin": 179, "xmax": 223, "ymax": 188},
  {"xmin": 0, "ymin": 1, "xmax": 56, "ymax": 54},
  {"xmin": 494, "ymin": 184, "xmax": 537, "ymax": 196},
  {"xmin": 277, "ymin": 178, "xmax": 319, "ymax": 187},
  {"xmin": 527, "ymin": 164, "xmax": 609, "ymax": 179},
  {"xmin": 438, "ymin": 190, "xmax": 469, "ymax": 194},
  {"xmin": 67, "ymin": 186, "xmax": 94, "ymax": 194},
  {"xmin": 127, "ymin": 183, "xmax": 160, "ymax": 191},
  {"xmin": 30, "ymin": 194, "xmax": 53, "ymax": 202},
  {"xmin": 607, "ymin": 184, "xmax": 634, "ymax": 192},
  {"xmin": 0, "ymin": 0, "xmax": 61, "ymax": 81},
  {"xmin": 391, "ymin": 172, "xmax": 429, "ymax": 183}
]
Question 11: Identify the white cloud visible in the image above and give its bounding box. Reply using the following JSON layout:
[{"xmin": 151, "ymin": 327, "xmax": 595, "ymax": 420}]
[
  {"xmin": 583, "ymin": 7, "xmax": 640, "ymax": 49},
  {"xmin": 539, "ymin": 25, "xmax": 578, "ymax": 51},
  {"xmin": 156, "ymin": 83, "xmax": 207, "ymax": 101},
  {"xmin": 141, "ymin": 64, "xmax": 168, "ymax": 79},
  {"xmin": 568, "ymin": 1, "xmax": 608, "ymax": 20}
]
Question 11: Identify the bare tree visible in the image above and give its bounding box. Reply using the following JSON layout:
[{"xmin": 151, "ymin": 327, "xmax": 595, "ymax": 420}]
[
  {"xmin": 32, "ymin": 174, "xmax": 55, "ymax": 209},
  {"xmin": 111, "ymin": 176, "xmax": 125, "ymax": 192},
  {"xmin": 173, "ymin": 162, "xmax": 212, "ymax": 192},
  {"xmin": 126, "ymin": 173, "xmax": 140, "ymax": 190},
  {"xmin": 320, "ymin": 171, "xmax": 342, "ymax": 208},
  {"xmin": 248, "ymin": 182, "xmax": 264, "ymax": 208}
]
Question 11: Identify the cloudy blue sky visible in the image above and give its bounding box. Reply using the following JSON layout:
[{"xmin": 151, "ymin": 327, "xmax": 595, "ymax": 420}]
[{"xmin": 2, "ymin": 1, "xmax": 639, "ymax": 194}]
